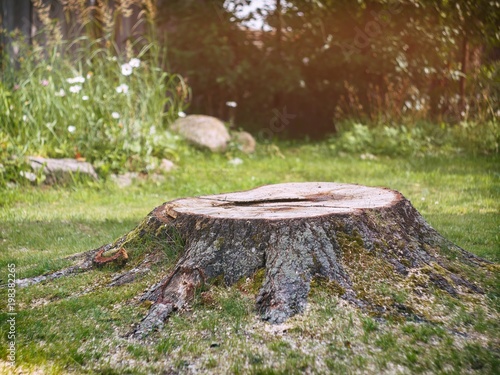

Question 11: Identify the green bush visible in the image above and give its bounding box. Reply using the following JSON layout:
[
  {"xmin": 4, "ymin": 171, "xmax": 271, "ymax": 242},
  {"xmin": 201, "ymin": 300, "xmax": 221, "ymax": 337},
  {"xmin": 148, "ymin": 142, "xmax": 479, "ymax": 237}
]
[{"xmin": 329, "ymin": 121, "xmax": 499, "ymax": 156}]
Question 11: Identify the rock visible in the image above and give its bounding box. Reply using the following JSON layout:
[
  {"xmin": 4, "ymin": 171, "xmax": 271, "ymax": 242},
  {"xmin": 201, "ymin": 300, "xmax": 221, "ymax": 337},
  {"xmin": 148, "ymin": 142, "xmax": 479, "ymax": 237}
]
[
  {"xmin": 232, "ymin": 131, "xmax": 256, "ymax": 153},
  {"xmin": 111, "ymin": 172, "xmax": 139, "ymax": 188},
  {"xmin": 150, "ymin": 173, "xmax": 166, "ymax": 183},
  {"xmin": 170, "ymin": 115, "xmax": 230, "ymax": 152},
  {"xmin": 28, "ymin": 157, "xmax": 98, "ymax": 183},
  {"xmin": 20, "ymin": 170, "xmax": 37, "ymax": 182},
  {"xmin": 159, "ymin": 158, "xmax": 176, "ymax": 173}
]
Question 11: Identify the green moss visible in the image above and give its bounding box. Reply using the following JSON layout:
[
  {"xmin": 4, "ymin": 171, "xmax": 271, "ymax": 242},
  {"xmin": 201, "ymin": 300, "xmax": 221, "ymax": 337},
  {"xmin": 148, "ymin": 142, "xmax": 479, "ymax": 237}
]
[
  {"xmin": 309, "ymin": 276, "xmax": 346, "ymax": 297},
  {"xmin": 251, "ymin": 233, "xmax": 263, "ymax": 243},
  {"xmin": 336, "ymin": 230, "xmax": 365, "ymax": 251},
  {"xmin": 215, "ymin": 237, "xmax": 225, "ymax": 250},
  {"xmin": 249, "ymin": 268, "xmax": 266, "ymax": 294},
  {"xmin": 208, "ymin": 274, "xmax": 225, "ymax": 287}
]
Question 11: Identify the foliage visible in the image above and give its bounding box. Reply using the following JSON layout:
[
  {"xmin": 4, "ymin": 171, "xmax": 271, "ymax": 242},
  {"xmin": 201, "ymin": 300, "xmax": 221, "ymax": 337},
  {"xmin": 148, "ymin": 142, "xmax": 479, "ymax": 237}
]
[
  {"xmin": 157, "ymin": 0, "xmax": 499, "ymax": 137},
  {"xmin": 0, "ymin": 1, "xmax": 189, "ymax": 183},
  {"xmin": 329, "ymin": 120, "xmax": 499, "ymax": 156}
]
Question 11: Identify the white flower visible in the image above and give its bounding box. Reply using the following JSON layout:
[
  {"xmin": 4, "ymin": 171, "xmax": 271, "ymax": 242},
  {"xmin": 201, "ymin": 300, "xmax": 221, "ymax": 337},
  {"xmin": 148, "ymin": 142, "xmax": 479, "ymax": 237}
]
[
  {"xmin": 178, "ymin": 111, "xmax": 186, "ymax": 118},
  {"xmin": 22, "ymin": 115, "xmax": 28, "ymax": 122},
  {"xmin": 66, "ymin": 76, "xmax": 85, "ymax": 84},
  {"xmin": 129, "ymin": 58, "xmax": 141, "ymax": 68},
  {"xmin": 82, "ymin": 95, "xmax": 89, "ymax": 101},
  {"xmin": 228, "ymin": 157, "xmax": 243, "ymax": 166},
  {"xmin": 121, "ymin": 63, "xmax": 133, "ymax": 76},
  {"xmin": 69, "ymin": 85, "xmax": 82, "ymax": 93},
  {"xmin": 115, "ymin": 84, "xmax": 129, "ymax": 94},
  {"xmin": 112, "ymin": 112, "xmax": 120, "ymax": 119},
  {"xmin": 55, "ymin": 89, "xmax": 66, "ymax": 97},
  {"xmin": 68, "ymin": 125, "xmax": 76, "ymax": 133},
  {"xmin": 225, "ymin": 101, "xmax": 237, "ymax": 108}
]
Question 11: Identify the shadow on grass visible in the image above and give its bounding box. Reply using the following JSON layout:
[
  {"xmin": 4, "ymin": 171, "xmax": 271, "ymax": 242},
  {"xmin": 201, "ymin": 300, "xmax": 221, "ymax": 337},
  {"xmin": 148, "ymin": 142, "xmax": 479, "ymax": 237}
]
[{"xmin": 0, "ymin": 218, "xmax": 141, "ymax": 279}]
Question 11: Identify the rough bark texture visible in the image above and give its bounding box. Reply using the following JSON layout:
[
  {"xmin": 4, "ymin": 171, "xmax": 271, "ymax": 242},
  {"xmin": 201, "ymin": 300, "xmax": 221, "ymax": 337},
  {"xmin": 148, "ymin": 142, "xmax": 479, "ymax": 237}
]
[{"xmin": 17, "ymin": 183, "xmax": 489, "ymax": 338}]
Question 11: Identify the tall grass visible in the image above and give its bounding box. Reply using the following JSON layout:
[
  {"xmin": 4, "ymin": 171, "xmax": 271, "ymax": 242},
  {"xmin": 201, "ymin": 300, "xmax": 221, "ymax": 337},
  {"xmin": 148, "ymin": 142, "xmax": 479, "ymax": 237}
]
[{"xmin": 0, "ymin": 0, "xmax": 189, "ymax": 181}]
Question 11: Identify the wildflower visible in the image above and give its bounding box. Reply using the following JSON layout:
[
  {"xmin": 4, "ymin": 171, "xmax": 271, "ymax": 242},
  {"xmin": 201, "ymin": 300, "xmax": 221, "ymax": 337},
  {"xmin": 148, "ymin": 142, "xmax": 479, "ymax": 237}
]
[
  {"xmin": 121, "ymin": 63, "xmax": 133, "ymax": 76},
  {"xmin": 178, "ymin": 111, "xmax": 186, "ymax": 118},
  {"xmin": 55, "ymin": 89, "xmax": 66, "ymax": 97},
  {"xmin": 68, "ymin": 125, "xmax": 76, "ymax": 133},
  {"xmin": 69, "ymin": 85, "xmax": 82, "ymax": 93},
  {"xmin": 66, "ymin": 76, "xmax": 85, "ymax": 84},
  {"xmin": 22, "ymin": 115, "xmax": 28, "ymax": 122},
  {"xmin": 86, "ymin": 71, "xmax": 93, "ymax": 79},
  {"xmin": 13, "ymin": 84, "xmax": 20, "ymax": 91},
  {"xmin": 40, "ymin": 79, "xmax": 49, "ymax": 86},
  {"xmin": 82, "ymin": 95, "xmax": 89, "ymax": 101},
  {"xmin": 228, "ymin": 157, "xmax": 243, "ymax": 166},
  {"xmin": 112, "ymin": 112, "xmax": 120, "ymax": 119},
  {"xmin": 226, "ymin": 101, "xmax": 237, "ymax": 108},
  {"xmin": 116, "ymin": 84, "xmax": 129, "ymax": 94},
  {"xmin": 129, "ymin": 58, "xmax": 141, "ymax": 68}
]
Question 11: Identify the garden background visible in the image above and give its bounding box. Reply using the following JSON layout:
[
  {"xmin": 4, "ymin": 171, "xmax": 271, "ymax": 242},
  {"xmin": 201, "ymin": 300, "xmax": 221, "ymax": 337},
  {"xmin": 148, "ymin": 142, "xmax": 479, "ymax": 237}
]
[{"xmin": 0, "ymin": 1, "xmax": 499, "ymax": 374}]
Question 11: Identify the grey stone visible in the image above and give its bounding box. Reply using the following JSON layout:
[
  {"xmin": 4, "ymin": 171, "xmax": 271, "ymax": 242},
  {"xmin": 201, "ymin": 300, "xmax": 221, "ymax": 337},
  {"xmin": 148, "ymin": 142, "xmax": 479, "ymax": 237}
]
[
  {"xmin": 20, "ymin": 170, "xmax": 37, "ymax": 182},
  {"xmin": 28, "ymin": 156, "xmax": 98, "ymax": 183},
  {"xmin": 159, "ymin": 158, "xmax": 176, "ymax": 173},
  {"xmin": 110, "ymin": 172, "xmax": 139, "ymax": 188},
  {"xmin": 232, "ymin": 131, "xmax": 256, "ymax": 153},
  {"xmin": 170, "ymin": 115, "xmax": 230, "ymax": 152}
]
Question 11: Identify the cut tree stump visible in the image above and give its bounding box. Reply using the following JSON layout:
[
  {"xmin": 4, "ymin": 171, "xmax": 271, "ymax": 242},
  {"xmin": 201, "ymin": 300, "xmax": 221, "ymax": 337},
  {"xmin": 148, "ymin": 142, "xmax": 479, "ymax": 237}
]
[{"xmin": 17, "ymin": 182, "xmax": 489, "ymax": 338}]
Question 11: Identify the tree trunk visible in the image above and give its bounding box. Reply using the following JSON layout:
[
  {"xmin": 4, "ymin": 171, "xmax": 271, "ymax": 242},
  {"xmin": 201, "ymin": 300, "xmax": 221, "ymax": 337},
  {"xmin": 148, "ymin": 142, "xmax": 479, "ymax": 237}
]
[
  {"xmin": 18, "ymin": 183, "xmax": 488, "ymax": 338},
  {"xmin": 459, "ymin": 33, "xmax": 469, "ymax": 116}
]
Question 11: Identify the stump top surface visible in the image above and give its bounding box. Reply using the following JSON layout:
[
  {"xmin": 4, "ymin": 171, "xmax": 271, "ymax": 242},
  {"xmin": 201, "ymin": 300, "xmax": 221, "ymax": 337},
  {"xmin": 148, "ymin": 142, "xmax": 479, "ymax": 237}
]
[{"xmin": 166, "ymin": 182, "xmax": 400, "ymax": 220}]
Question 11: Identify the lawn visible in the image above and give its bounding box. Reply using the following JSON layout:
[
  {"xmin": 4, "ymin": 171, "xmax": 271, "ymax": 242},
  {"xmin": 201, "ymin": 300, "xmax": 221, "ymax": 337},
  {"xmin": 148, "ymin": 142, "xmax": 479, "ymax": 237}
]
[{"xmin": 0, "ymin": 143, "xmax": 499, "ymax": 374}]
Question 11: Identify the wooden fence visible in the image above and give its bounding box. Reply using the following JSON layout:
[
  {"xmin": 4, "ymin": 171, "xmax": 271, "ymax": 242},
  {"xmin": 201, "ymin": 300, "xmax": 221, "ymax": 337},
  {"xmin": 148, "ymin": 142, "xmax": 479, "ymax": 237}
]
[{"xmin": 0, "ymin": 0, "xmax": 141, "ymax": 60}]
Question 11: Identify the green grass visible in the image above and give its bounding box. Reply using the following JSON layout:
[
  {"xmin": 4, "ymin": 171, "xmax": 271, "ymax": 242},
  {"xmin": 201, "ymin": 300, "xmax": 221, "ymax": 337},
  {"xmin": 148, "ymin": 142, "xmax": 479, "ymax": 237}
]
[{"xmin": 0, "ymin": 143, "xmax": 498, "ymax": 374}]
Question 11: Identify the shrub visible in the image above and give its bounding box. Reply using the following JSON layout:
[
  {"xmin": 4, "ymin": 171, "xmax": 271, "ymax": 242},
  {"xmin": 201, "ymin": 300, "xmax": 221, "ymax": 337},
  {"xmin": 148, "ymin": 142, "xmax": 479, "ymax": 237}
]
[{"xmin": 329, "ymin": 121, "xmax": 499, "ymax": 156}]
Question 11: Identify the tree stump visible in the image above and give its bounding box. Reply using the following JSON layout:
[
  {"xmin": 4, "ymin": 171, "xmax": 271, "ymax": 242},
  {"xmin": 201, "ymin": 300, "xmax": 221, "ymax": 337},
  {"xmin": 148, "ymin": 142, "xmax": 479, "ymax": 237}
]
[{"xmin": 18, "ymin": 182, "xmax": 488, "ymax": 338}]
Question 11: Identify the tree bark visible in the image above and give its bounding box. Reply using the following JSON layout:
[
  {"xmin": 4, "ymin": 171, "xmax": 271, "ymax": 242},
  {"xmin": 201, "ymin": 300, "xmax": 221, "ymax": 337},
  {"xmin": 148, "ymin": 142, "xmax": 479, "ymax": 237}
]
[
  {"xmin": 17, "ymin": 182, "xmax": 488, "ymax": 338},
  {"xmin": 459, "ymin": 33, "xmax": 469, "ymax": 116}
]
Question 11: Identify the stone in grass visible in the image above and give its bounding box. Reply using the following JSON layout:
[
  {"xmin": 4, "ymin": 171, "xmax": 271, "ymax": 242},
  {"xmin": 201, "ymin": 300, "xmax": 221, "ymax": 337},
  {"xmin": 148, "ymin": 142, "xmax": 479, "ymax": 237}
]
[
  {"xmin": 232, "ymin": 131, "xmax": 256, "ymax": 154},
  {"xmin": 28, "ymin": 156, "xmax": 98, "ymax": 183},
  {"xmin": 111, "ymin": 172, "xmax": 139, "ymax": 188},
  {"xmin": 159, "ymin": 158, "xmax": 176, "ymax": 173},
  {"xmin": 170, "ymin": 115, "xmax": 230, "ymax": 152}
]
